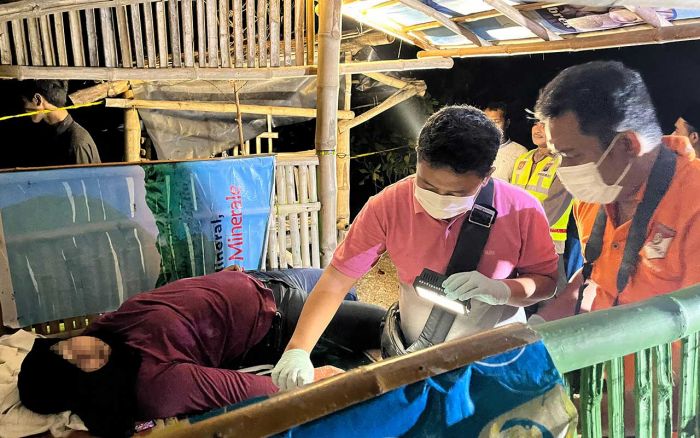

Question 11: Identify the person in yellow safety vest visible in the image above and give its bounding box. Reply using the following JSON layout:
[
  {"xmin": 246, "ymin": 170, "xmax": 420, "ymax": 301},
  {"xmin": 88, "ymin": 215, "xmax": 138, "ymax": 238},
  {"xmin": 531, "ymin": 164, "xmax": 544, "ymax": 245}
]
[{"xmin": 511, "ymin": 116, "xmax": 573, "ymax": 294}]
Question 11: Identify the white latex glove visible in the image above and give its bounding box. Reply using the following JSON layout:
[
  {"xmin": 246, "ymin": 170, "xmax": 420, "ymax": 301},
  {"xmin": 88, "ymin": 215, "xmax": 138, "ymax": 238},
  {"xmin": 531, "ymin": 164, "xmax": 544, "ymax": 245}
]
[
  {"xmin": 271, "ymin": 349, "xmax": 314, "ymax": 391},
  {"xmin": 442, "ymin": 271, "xmax": 511, "ymax": 305}
]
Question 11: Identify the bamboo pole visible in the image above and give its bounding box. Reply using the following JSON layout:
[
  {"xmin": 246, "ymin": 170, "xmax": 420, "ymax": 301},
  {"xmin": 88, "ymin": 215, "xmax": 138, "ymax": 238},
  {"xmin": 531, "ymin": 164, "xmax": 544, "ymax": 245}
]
[
  {"xmin": 232, "ymin": 80, "xmax": 245, "ymax": 150},
  {"xmin": 99, "ymin": 8, "xmax": 117, "ymax": 67},
  {"xmin": 205, "ymin": 0, "xmax": 218, "ymax": 67},
  {"xmin": 232, "ymin": 0, "xmax": 243, "ymax": 67},
  {"xmin": 269, "ymin": 0, "xmax": 280, "ymax": 67},
  {"xmin": 106, "ymin": 97, "xmax": 355, "ymax": 118},
  {"xmin": 283, "ymin": 0, "xmax": 291, "ymax": 65},
  {"xmin": 340, "ymin": 31, "xmax": 395, "ymax": 54},
  {"xmin": 275, "ymin": 165, "xmax": 288, "ymax": 268},
  {"xmin": 115, "ymin": 6, "xmax": 132, "ymax": 67},
  {"xmin": 124, "ymin": 89, "xmax": 141, "ymax": 162},
  {"xmin": 338, "ymin": 84, "xmax": 423, "ymax": 133},
  {"xmin": 39, "ymin": 15, "xmax": 55, "ymax": 66},
  {"xmin": 53, "ymin": 13, "xmax": 68, "ymax": 66},
  {"xmin": 130, "ymin": 3, "xmax": 146, "ymax": 67},
  {"xmin": 285, "ymin": 165, "xmax": 302, "ymax": 266},
  {"xmin": 305, "ymin": 0, "xmax": 314, "ymax": 65},
  {"xmin": 257, "ymin": 0, "xmax": 268, "ymax": 66},
  {"xmin": 167, "ymin": 0, "xmax": 182, "ymax": 67},
  {"xmin": 218, "ymin": 0, "xmax": 230, "ymax": 67},
  {"xmin": 0, "ymin": 57, "xmax": 454, "ymax": 80},
  {"xmin": 84, "ymin": 9, "xmax": 99, "ymax": 66},
  {"xmin": 181, "ymin": 0, "xmax": 194, "ymax": 66},
  {"xmin": 482, "ymin": 0, "xmax": 561, "ymax": 41},
  {"xmin": 364, "ymin": 71, "xmax": 409, "ymax": 89},
  {"xmin": 69, "ymin": 79, "xmax": 132, "ymax": 104},
  {"xmin": 11, "ymin": 20, "xmax": 26, "ymax": 66},
  {"xmin": 297, "ymin": 164, "xmax": 311, "ymax": 266},
  {"xmin": 27, "ymin": 17, "xmax": 43, "ymax": 66},
  {"xmin": 314, "ymin": 0, "xmax": 341, "ymax": 267},
  {"xmin": 294, "ymin": 0, "xmax": 304, "ymax": 66},
  {"xmin": 0, "ymin": 22, "xmax": 11, "ymax": 65},
  {"xmin": 0, "ymin": 0, "xmax": 198, "ymax": 21},
  {"xmin": 418, "ymin": 20, "xmax": 700, "ymax": 58},
  {"xmin": 142, "ymin": 2, "xmax": 156, "ymax": 67},
  {"xmin": 336, "ymin": 51, "xmax": 351, "ymax": 236},
  {"xmin": 245, "ymin": 0, "xmax": 254, "ymax": 67},
  {"xmin": 155, "ymin": 1, "xmax": 168, "ymax": 67},
  {"xmin": 308, "ymin": 163, "xmax": 320, "ymax": 268},
  {"xmin": 396, "ymin": 0, "xmax": 489, "ymax": 47},
  {"xmin": 195, "ymin": 0, "xmax": 205, "ymax": 66},
  {"xmin": 66, "ymin": 11, "xmax": 83, "ymax": 66}
]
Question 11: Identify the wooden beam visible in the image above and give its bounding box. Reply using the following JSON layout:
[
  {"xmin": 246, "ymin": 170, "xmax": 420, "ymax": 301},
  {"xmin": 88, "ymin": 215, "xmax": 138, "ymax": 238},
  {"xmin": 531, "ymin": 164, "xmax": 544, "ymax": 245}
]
[
  {"xmin": 483, "ymin": 0, "xmax": 561, "ymax": 41},
  {"xmin": 363, "ymin": 71, "xmax": 410, "ymax": 90},
  {"xmin": 626, "ymin": 7, "xmax": 673, "ymax": 28},
  {"xmin": 123, "ymin": 89, "xmax": 141, "ymax": 162},
  {"xmin": 397, "ymin": 0, "xmax": 490, "ymax": 47},
  {"xmin": 69, "ymin": 79, "xmax": 133, "ymax": 104},
  {"xmin": 105, "ymin": 98, "xmax": 356, "ymax": 119},
  {"xmin": 0, "ymin": 57, "xmax": 454, "ymax": 80},
  {"xmin": 417, "ymin": 20, "xmax": 700, "ymax": 58},
  {"xmin": 338, "ymin": 84, "xmax": 424, "ymax": 133},
  {"xmin": 340, "ymin": 31, "xmax": 395, "ymax": 54}
]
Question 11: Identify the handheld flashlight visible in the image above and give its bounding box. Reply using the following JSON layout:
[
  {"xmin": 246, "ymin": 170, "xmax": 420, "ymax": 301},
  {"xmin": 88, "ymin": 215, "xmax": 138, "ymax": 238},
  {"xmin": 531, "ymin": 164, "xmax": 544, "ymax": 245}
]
[{"xmin": 413, "ymin": 268, "xmax": 470, "ymax": 315}]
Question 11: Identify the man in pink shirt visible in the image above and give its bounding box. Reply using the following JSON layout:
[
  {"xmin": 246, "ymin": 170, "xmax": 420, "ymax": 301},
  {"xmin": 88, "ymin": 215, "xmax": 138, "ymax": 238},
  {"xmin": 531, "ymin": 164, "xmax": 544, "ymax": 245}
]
[{"xmin": 272, "ymin": 105, "xmax": 559, "ymax": 391}]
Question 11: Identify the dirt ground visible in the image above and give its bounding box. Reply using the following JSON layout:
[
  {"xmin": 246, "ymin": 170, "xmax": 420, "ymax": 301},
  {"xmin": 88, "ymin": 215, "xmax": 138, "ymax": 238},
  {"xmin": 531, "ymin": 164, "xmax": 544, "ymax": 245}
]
[{"xmin": 354, "ymin": 254, "xmax": 399, "ymax": 309}]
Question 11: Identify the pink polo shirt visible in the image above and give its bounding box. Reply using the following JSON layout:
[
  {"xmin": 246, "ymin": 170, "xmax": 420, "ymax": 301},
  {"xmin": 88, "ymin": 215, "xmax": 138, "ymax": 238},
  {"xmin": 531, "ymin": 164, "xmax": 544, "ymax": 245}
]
[{"xmin": 332, "ymin": 176, "xmax": 558, "ymax": 342}]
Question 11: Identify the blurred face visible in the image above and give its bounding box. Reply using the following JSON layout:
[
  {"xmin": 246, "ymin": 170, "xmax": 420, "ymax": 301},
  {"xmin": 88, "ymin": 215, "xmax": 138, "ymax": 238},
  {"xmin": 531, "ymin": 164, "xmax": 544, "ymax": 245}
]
[
  {"xmin": 22, "ymin": 94, "xmax": 48, "ymax": 124},
  {"xmin": 673, "ymin": 117, "xmax": 699, "ymax": 149},
  {"xmin": 531, "ymin": 121, "xmax": 547, "ymax": 149},
  {"xmin": 415, "ymin": 160, "xmax": 490, "ymax": 197},
  {"xmin": 484, "ymin": 109, "xmax": 507, "ymax": 140},
  {"xmin": 52, "ymin": 336, "xmax": 111, "ymax": 372}
]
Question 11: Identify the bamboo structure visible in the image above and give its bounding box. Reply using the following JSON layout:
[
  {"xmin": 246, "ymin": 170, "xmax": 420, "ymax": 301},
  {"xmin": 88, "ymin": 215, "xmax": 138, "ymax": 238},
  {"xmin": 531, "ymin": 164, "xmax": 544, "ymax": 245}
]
[
  {"xmin": 336, "ymin": 52, "xmax": 352, "ymax": 238},
  {"xmin": 123, "ymin": 90, "xmax": 141, "ymax": 161},
  {"xmin": 314, "ymin": 0, "xmax": 341, "ymax": 267}
]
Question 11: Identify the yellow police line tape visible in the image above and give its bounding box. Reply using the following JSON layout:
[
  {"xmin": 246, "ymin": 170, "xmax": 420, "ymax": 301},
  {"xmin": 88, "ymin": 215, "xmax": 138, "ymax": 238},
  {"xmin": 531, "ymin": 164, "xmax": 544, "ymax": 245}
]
[{"xmin": 0, "ymin": 100, "xmax": 104, "ymax": 122}]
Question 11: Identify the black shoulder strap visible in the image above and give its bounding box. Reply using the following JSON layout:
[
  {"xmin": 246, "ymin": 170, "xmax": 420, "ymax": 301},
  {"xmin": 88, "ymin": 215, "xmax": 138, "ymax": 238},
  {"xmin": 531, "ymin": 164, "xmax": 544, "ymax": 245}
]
[
  {"xmin": 575, "ymin": 146, "xmax": 677, "ymax": 314},
  {"xmin": 406, "ymin": 180, "xmax": 498, "ymax": 352}
]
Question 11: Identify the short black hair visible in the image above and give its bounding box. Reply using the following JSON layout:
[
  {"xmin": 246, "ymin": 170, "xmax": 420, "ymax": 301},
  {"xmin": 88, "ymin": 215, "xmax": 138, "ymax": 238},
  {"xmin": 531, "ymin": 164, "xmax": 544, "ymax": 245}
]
[
  {"xmin": 20, "ymin": 80, "xmax": 69, "ymax": 107},
  {"xmin": 416, "ymin": 105, "xmax": 500, "ymax": 177},
  {"xmin": 535, "ymin": 61, "xmax": 662, "ymax": 148},
  {"xmin": 681, "ymin": 101, "xmax": 700, "ymax": 134},
  {"xmin": 485, "ymin": 101, "xmax": 509, "ymax": 119}
]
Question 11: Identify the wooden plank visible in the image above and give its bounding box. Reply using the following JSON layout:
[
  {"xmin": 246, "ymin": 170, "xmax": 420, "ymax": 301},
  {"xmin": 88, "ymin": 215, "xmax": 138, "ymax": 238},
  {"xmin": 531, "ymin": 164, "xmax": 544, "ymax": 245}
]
[
  {"xmin": 99, "ymin": 8, "xmax": 117, "ymax": 67},
  {"xmin": 181, "ymin": 0, "xmax": 194, "ymax": 66},
  {"xmin": 67, "ymin": 11, "xmax": 83, "ymax": 66},
  {"xmin": 275, "ymin": 165, "xmax": 288, "ymax": 269},
  {"xmin": 305, "ymin": 0, "xmax": 313, "ymax": 65},
  {"xmin": 117, "ymin": 4, "xmax": 134, "ymax": 68},
  {"xmin": 84, "ymin": 9, "xmax": 99, "ymax": 66},
  {"xmin": 196, "ymin": 0, "xmax": 206, "ymax": 66},
  {"xmin": 258, "ymin": 0, "xmax": 268, "ymax": 66},
  {"xmin": 285, "ymin": 165, "xmax": 302, "ymax": 266},
  {"xmin": 269, "ymin": 0, "xmax": 280, "ymax": 67},
  {"xmin": 53, "ymin": 13, "xmax": 68, "ymax": 66},
  {"xmin": 155, "ymin": 1, "xmax": 168, "ymax": 67},
  {"xmin": 308, "ymin": 164, "xmax": 320, "ymax": 268},
  {"xmin": 142, "ymin": 2, "xmax": 156, "ymax": 67},
  {"xmin": 10, "ymin": 20, "xmax": 26, "ymax": 66},
  {"xmin": 218, "ymin": 0, "xmax": 230, "ymax": 67},
  {"xmin": 294, "ymin": 0, "xmax": 304, "ymax": 65},
  {"xmin": 27, "ymin": 17, "xmax": 43, "ymax": 66},
  {"xmin": 483, "ymin": 0, "xmax": 561, "ymax": 41},
  {"xmin": 206, "ymin": 0, "xmax": 218, "ymax": 67},
  {"xmin": 232, "ymin": 0, "xmax": 243, "ymax": 67},
  {"xmin": 168, "ymin": 0, "xmax": 182, "ymax": 67},
  {"xmin": 130, "ymin": 3, "xmax": 146, "ymax": 67},
  {"xmin": 283, "ymin": 0, "xmax": 291, "ymax": 65},
  {"xmin": 245, "ymin": 0, "xmax": 255, "ymax": 67},
  {"xmin": 38, "ymin": 15, "xmax": 55, "ymax": 66},
  {"xmin": 297, "ymin": 164, "xmax": 311, "ymax": 266},
  {"xmin": 0, "ymin": 21, "xmax": 11, "ymax": 65}
]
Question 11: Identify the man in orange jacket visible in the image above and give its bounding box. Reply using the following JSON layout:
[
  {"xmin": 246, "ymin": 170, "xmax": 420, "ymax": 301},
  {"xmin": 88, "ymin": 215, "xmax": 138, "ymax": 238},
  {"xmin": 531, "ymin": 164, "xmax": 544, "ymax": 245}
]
[{"xmin": 534, "ymin": 61, "xmax": 700, "ymax": 432}]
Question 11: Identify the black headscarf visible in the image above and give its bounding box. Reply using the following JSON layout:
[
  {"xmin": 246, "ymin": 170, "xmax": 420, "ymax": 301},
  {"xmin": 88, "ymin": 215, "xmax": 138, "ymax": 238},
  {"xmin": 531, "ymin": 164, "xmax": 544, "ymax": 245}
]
[{"xmin": 18, "ymin": 335, "xmax": 141, "ymax": 438}]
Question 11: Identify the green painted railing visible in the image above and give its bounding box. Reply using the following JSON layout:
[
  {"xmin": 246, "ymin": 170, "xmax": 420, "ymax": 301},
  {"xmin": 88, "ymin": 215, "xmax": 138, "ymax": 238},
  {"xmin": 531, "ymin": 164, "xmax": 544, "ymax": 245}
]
[{"xmin": 535, "ymin": 284, "xmax": 700, "ymax": 437}]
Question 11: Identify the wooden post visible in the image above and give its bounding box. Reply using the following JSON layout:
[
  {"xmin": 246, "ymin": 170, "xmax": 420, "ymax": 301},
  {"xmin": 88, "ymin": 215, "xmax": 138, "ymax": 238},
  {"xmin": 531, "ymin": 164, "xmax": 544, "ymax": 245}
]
[
  {"xmin": 314, "ymin": 0, "xmax": 340, "ymax": 267},
  {"xmin": 246, "ymin": 0, "xmax": 255, "ymax": 67},
  {"xmin": 206, "ymin": 0, "xmax": 219, "ymax": 67},
  {"xmin": 11, "ymin": 19, "xmax": 27, "ymax": 66},
  {"xmin": 257, "ymin": 0, "xmax": 268, "ymax": 67},
  {"xmin": 196, "ymin": 0, "xmax": 206, "ymax": 66},
  {"xmin": 115, "ymin": 6, "xmax": 133, "ymax": 67},
  {"xmin": 305, "ymin": 0, "xmax": 314, "ymax": 65},
  {"xmin": 270, "ymin": 0, "xmax": 280, "ymax": 67},
  {"xmin": 232, "ymin": 0, "xmax": 243, "ymax": 67},
  {"xmin": 168, "ymin": 0, "xmax": 182, "ymax": 67},
  {"xmin": 98, "ymin": 8, "xmax": 117, "ymax": 67},
  {"xmin": 130, "ymin": 3, "xmax": 146, "ymax": 67},
  {"xmin": 181, "ymin": 0, "xmax": 195, "ymax": 66},
  {"xmin": 283, "ymin": 0, "xmax": 292, "ymax": 66},
  {"xmin": 53, "ymin": 13, "xmax": 68, "ymax": 66},
  {"xmin": 85, "ymin": 9, "xmax": 99, "ymax": 66},
  {"xmin": 336, "ymin": 51, "xmax": 351, "ymax": 240},
  {"xmin": 67, "ymin": 11, "xmax": 83, "ymax": 66},
  {"xmin": 218, "ymin": 0, "xmax": 230, "ymax": 67},
  {"xmin": 124, "ymin": 90, "xmax": 141, "ymax": 162},
  {"xmin": 0, "ymin": 21, "xmax": 11, "ymax": 65},
  {"xmin": 143, "ymin": 3, "xmax": 156, "ymax": 67},
  {"xmin": 294, "ymin": 0, "xmax": 304, "ymax": 66},
  {"xmin": 155, "ymin": 2, "xmax": 168, "ymax": 67}
]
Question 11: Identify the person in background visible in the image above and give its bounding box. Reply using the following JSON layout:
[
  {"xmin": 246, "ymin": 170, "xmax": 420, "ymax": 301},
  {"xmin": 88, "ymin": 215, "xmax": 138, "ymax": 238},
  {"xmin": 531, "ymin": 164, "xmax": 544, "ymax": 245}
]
[
  {"xmin": 672, "ymin": 101, "xmax": 700, "ymax": 156},
  {"xmin": 484, "ymin": 101, "xmax": 528, "ymax": 182},
  {"xmin": 510, "ymin": 114, "xmax": 573, "ymax": 297},
  {"xmin": 20, "ymin": 80, "xmax": 101, "ymax": 165},
  {"xmin": 271, "ymin": 105, "xmax": 558, "ymax": 392}
]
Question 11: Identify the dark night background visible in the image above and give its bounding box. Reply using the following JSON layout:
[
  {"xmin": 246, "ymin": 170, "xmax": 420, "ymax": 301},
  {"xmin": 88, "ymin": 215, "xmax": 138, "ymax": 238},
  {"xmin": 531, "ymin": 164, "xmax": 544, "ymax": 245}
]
[{"xmin": 0, "ymin": 38, "xmax": 698, "ymax": 217}]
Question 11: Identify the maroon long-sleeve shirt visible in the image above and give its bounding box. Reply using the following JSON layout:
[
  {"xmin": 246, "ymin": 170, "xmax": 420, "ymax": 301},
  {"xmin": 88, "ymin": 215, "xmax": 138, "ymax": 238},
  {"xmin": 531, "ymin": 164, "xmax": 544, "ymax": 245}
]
[{"xmin": 85, "ymin": 270, "xmax": 278, "ymax": 419}]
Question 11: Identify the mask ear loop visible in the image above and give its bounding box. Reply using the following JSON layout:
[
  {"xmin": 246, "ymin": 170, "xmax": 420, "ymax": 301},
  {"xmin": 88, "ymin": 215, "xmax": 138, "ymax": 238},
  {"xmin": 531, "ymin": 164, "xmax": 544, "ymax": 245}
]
[{"xmin": 596, "ymin": 133, "xmax": 623, "ymax": 166}]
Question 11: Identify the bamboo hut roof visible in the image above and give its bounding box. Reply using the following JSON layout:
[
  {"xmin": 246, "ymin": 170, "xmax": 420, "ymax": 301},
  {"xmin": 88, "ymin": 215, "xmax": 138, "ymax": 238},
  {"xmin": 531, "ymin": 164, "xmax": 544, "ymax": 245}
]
[{"xmin": 342, "ymin": 1, "xmax": 700, "ymax": 58}]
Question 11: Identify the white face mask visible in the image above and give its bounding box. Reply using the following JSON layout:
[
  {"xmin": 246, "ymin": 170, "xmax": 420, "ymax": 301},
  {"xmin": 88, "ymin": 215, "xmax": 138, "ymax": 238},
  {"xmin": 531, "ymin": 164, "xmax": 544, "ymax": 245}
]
[
  {"xmin": 556, "ymin": 133, "xmax": 632, "ymax": 204},
  {"xmin": 414, "ymin": 183, "xmax": 478, "ymax": 219}
]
